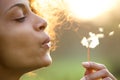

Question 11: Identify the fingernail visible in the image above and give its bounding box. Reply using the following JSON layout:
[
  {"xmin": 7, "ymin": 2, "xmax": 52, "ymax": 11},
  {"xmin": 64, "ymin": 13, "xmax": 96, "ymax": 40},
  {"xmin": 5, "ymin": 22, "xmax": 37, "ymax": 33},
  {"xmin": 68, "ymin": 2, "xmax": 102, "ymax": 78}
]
[{"xmin": 82, "ymin": 62, "xmax": 90, "ymax": 68}]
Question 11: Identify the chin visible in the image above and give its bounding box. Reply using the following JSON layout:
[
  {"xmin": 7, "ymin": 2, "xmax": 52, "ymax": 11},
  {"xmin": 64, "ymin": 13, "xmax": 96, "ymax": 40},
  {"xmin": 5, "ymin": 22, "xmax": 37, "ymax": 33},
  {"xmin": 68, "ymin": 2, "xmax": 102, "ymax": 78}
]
[
  {"xmin": 24, "ymin": 56, "xmax": 52, "ymax": 73},
  {"xmin": 42, "ymin": 54, "xmax": 52, "ymax": 67},
  {"xmin": 36, "ymin": 53, "xmax": 52, "ymax": 69}
]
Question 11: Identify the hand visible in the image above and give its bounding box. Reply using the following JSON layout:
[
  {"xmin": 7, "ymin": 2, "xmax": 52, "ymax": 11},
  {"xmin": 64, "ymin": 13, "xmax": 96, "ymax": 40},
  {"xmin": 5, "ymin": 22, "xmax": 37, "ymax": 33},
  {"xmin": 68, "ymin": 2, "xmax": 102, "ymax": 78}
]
[{"xmin": 80, "ymin": 62, "xmax": 117, "ymax": 80}]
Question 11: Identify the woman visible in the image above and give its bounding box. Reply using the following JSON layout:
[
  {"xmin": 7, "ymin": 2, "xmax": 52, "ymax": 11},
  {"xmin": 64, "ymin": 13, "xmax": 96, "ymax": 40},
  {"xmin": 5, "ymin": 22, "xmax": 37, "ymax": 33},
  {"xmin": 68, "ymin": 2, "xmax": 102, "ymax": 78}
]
[{"xmin": 0, "ymin": 0, "xmax": 117, "ymax": 80}]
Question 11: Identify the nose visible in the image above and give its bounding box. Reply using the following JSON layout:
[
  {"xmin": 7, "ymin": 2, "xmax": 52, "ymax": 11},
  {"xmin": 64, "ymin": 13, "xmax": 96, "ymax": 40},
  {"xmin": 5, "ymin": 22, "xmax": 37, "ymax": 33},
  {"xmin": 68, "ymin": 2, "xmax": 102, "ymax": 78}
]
[{"xmin": 33, "ymin": 14, "xmax": 47, "ymax": 31}]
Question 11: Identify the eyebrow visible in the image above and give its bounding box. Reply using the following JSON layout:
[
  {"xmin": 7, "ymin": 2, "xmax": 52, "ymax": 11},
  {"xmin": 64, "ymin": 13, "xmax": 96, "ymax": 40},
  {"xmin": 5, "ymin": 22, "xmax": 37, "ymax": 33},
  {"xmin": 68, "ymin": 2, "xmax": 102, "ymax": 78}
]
[{"xmin": 5, "ymin": 3, "xmax": 26, "ymax": 14}]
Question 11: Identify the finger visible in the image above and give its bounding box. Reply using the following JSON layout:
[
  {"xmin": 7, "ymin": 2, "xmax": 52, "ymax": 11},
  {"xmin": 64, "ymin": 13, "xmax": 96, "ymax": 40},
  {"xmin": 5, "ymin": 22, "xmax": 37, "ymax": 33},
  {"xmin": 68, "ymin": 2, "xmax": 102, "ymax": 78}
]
[
  {"xmin": 84, "ymin": 68, "xmax": 93, "ymax": 75},
  {"xmin": 82, "ymin": 62, "xmax": 106, "ymax": 70},
  {"xmin": 85, "ymin": 69, "xmax": 117, "ymax": 80},
  {"xmin": 85, "ymin": 69, "xmax": 109, "ymax": 80},
  {"xmin": 80, "ymin": 77, "xmax": 86, "ymax": 80},
  {"xmin": 108, "ymin": 72, "xmax": 117, "ymax": 80},
  {"xmin": 103, "ymin": 77, "xmax": 112, "ymax": 80}
]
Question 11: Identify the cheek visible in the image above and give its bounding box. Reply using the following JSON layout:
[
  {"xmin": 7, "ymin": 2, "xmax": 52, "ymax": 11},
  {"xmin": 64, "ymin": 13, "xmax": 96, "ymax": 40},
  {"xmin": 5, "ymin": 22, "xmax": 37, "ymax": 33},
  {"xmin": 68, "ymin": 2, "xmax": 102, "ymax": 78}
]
[{"xmin": 0, "ymin": 27, "xmax": 52, "ymax": 70}]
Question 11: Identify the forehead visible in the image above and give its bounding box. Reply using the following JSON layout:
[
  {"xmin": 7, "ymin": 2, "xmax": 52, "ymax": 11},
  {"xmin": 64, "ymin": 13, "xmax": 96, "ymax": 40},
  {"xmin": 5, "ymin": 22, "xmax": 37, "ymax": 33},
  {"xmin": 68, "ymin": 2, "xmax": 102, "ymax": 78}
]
[{"xmin": 0, "ymin": 0, "xmax": 29, "ymax": 15}]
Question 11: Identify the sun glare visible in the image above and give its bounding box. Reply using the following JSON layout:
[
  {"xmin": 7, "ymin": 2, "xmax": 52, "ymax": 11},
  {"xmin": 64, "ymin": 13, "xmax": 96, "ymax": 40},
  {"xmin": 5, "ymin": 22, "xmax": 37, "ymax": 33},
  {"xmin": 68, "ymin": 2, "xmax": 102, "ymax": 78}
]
[{"xmin": 64, "ymin": 0, "xmax": 117, "ymax": 20}]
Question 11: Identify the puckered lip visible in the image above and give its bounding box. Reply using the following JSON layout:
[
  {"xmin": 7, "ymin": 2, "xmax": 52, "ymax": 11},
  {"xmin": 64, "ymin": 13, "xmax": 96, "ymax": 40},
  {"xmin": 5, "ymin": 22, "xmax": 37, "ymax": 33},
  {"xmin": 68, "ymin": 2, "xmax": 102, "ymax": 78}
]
[{"xmin": 42, "ymin": 38, "xmax": 51, "ymax": 49}]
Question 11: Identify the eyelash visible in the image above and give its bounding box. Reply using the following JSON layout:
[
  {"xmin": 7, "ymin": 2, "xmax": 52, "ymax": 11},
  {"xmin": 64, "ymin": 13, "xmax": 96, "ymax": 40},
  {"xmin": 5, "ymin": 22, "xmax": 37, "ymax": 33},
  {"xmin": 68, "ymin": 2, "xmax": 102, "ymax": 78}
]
[{"xmin": 14, "ymin": 16, "xmax": 26, "ymax": 22}]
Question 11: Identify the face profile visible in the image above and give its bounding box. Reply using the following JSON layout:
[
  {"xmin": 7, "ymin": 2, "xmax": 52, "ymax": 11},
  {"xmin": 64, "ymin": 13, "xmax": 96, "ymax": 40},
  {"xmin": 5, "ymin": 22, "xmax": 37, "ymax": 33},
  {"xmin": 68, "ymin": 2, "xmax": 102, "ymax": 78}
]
[{"xmin": 0, "ymin": 0, "xmax": 52, "ymax": 73}]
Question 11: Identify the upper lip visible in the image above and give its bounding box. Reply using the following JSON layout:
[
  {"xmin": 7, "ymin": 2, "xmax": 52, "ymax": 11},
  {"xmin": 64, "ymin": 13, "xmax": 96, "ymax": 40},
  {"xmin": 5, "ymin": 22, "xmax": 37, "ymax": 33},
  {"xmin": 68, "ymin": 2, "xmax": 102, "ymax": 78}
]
[{"xmin": 42, "ymin": 37, "xmax": 51, "ymax": 45}]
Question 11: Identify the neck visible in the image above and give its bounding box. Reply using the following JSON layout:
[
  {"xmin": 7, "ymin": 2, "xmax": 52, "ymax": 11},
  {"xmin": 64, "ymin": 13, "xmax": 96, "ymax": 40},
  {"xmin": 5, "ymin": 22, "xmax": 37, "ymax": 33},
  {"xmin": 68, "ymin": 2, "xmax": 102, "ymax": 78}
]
[{"xmin": 0, "ymin": 66, "xmax": 23, "ymax": 80}]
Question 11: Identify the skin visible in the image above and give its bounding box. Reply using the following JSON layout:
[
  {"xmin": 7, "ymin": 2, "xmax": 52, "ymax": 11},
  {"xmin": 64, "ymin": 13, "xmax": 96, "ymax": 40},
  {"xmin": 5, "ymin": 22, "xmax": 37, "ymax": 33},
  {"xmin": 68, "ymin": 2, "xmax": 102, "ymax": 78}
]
[
  {"xmin": 0, "ymin": 0, "xmax": 51, "ymax": 80},
  {"xmin": 81, "ymin": 62, "xmax": 117, "ymax": 80},
  {"xmin": 0, "ymin": 0, "xmax": 117, "ymax": 80}
]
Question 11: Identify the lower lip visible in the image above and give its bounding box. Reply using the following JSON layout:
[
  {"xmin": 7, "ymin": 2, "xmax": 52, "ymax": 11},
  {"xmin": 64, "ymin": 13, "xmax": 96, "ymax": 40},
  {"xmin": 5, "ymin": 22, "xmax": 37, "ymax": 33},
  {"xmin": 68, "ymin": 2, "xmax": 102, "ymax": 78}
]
[{"xmin": 42, "ymin": 43, "xmax": 50, "ymax": 49}]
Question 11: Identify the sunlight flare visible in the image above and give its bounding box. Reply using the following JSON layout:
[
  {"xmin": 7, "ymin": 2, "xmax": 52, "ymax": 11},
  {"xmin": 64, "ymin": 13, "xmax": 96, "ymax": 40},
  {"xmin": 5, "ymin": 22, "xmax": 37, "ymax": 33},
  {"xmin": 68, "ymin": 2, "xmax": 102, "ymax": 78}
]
[{"xmin": 64, "ymin": 0, "xmax": 117, "ymax": 20}]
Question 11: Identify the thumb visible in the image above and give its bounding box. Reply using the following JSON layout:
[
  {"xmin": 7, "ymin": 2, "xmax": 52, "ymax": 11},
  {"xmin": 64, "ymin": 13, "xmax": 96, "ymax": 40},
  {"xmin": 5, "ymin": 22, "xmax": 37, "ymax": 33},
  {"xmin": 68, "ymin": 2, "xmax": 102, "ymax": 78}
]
[{"xmin": 82, "ymin": 62, "xmax": 94, "ymax": 75}]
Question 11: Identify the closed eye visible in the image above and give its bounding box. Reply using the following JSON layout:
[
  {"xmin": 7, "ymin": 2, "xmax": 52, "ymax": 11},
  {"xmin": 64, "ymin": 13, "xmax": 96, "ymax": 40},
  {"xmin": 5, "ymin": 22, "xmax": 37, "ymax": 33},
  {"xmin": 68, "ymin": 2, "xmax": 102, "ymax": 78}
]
[{"xmin": 14, "ymin": 16, "xmax": 26, "ymax": 22}]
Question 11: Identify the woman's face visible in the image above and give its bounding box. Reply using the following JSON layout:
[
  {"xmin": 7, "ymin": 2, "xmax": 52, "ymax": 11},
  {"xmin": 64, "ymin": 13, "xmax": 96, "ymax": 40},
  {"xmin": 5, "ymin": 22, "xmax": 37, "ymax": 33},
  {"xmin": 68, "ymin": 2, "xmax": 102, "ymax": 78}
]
[{"xmin": 0, "ymin": 0, "xmax": 52, "ymax": 71}]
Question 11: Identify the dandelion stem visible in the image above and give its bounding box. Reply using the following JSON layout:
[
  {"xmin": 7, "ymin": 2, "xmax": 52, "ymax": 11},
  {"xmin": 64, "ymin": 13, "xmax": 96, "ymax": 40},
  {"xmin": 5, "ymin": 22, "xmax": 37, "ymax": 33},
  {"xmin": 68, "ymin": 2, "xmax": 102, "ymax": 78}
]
[{"xmin": 87, "ymin": 46, "xmax": 90, "ymax": 61}]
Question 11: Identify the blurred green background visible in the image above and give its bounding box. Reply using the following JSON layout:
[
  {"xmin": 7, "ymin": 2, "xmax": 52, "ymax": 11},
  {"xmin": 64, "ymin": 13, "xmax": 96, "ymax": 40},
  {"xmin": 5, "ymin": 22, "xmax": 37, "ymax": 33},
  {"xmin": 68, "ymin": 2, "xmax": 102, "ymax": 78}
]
[{"xmin": 21, "ymin": 0, "xmax": 120, "ymax": 80}]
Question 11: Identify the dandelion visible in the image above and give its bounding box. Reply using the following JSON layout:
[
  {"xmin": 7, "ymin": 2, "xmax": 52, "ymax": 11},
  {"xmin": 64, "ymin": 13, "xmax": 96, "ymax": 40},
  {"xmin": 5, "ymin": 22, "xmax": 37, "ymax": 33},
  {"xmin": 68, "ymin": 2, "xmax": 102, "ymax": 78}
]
[{"xmin": 81, "ymin": 32, "xmax": 104, "ymax": 61}]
